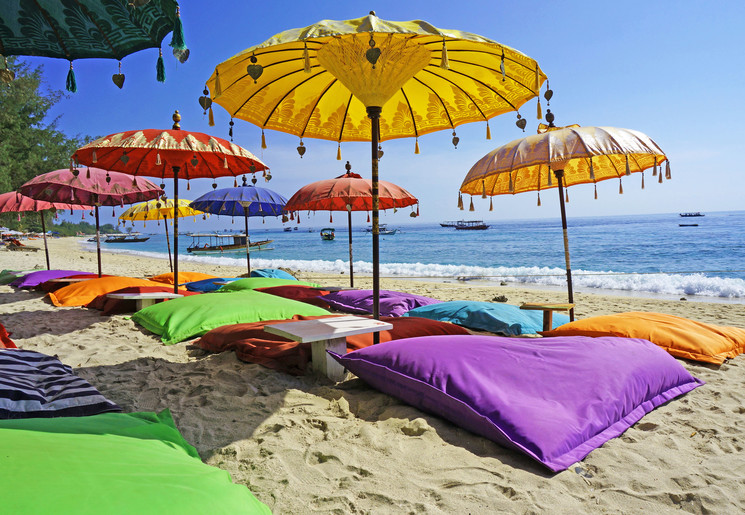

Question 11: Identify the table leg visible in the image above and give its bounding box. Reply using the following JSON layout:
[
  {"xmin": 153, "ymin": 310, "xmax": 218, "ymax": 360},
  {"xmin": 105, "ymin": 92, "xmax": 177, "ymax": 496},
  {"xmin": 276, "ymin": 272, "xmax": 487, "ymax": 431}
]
[
  {"xmin": 136, "ymin": 298, "xmax": 158, "ymax": 310},
  {"xmin": 542, "ymin": 310, "xmax": 553, "ymax": 332},
  {"xmin": 311, "ymin": 337, "xmax": 347, "ymax": 382}
]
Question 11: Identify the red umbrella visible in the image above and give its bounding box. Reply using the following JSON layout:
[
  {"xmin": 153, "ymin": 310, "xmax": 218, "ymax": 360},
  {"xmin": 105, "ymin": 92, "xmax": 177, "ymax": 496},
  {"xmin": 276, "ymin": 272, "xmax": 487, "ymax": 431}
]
[
  {"xmin": 284, "ymin": 161, "xmax": 418, "ymax": 287},
  {"xmin": 72, "ymin": 111, "xmax": 269, "ymax": 292},
  {"xmin": 0, "ymin": 191, "xmax": 92, "ymax": 270},
  {"xmin": 19, "ymin": 167, "xmax": 164, "ymax": 277}
]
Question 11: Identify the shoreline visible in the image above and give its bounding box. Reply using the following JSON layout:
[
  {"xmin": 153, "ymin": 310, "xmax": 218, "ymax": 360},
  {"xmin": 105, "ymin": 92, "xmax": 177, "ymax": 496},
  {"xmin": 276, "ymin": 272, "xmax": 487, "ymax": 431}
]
[{"xmin": 2, "ymin": 237, "xmax": 745, "ymax": 513}]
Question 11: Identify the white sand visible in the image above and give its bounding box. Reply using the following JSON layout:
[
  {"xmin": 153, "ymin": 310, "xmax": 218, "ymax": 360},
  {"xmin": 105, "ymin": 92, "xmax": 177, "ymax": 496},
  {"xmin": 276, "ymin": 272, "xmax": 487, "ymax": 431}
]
[{"xmin": 1, "ymin": 237, "xmax": 744, "ymax": 513}]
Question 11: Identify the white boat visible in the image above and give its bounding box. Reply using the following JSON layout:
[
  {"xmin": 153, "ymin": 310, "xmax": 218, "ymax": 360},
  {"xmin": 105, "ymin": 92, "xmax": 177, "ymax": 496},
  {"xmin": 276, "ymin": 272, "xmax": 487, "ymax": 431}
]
[{"xmin": 187, "ymin": 233, "xmax": 273, "ymax": 254}]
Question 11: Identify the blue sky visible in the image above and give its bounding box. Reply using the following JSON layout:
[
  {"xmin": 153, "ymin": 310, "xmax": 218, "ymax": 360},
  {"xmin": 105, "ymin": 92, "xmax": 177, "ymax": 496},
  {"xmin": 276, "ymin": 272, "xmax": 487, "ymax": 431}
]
[{"xmin": 15, "ymin": 0, "xmax": 745, "ymax": 230}]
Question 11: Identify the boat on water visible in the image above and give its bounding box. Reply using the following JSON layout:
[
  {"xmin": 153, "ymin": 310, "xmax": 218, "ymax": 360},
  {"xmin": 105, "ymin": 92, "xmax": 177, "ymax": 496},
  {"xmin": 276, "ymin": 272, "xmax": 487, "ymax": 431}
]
[
  {"xmin": 679, "ymin": 224, "xmax": 699, "ymax": 227},
  {"xmin": 440, "ymin": 221, "xmax": 459, "ymax": 227},
  {"xmin": 320, "ymin": 228, "xmax": 335, "ymax": 240},
  {"xmin": 103, "ymin": 233, "xmax": 150, "ymax": 243},
  {"xmin": 283, "ymin": 227, "xmax": 292, "ymax": 232},
  {"xmin": 186, "ymin": 233, "xmax": 273, "ymax": 254},
  {"xmin": 679, "ymin": 212, "xmax": 704, "ymax": 217},
  {"xmin": 364, "ymin": 224, "xmax": 399, "ymax": 235},
  {"xmin": 454, "ymin": 220, "xmax": 490, "ymax": 230}
]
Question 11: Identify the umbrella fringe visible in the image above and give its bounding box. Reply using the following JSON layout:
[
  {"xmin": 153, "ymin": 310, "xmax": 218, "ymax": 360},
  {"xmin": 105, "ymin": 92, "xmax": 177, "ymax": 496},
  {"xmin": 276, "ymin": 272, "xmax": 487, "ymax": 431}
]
[
  {"xmin": 625, "ymin": 155, "xmax": 631, "ymax": 176},
  {"xmin": 652, "ymin": 157, "xmax": 658, "ymax": 176},
  {"xmin": 481, "ymin": 180, "xmax": 487, "ymax": 199},
  {"xmin": 589, "ymin": 158, "xmax": 594, "ymax": 180},
  {"xmin": 457, "ymin": 192, "xmax": 463, "ymax": 210}
]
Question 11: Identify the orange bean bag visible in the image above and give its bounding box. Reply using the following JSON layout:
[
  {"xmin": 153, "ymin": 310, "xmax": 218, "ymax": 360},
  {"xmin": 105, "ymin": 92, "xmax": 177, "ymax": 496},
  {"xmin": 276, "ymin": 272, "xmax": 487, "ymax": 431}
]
[
  {"xmin": 148, "ymin": 272, "xmax": 218, "ymax": 285},
  {"xmin": 48, "ymin": 277, "xmax": 187, "ymax": 307},
  {"xmin": 0, "ymin": 323, "xmax": 17, "ymax": 349},
  {"xmin": 541, "ymin": 311, "xmax": 745, "ymax": 365}
]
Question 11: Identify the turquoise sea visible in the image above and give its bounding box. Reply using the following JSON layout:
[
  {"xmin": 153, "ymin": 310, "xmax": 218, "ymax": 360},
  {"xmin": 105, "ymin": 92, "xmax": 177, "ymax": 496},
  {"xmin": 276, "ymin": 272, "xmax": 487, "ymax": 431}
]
[{"xmin": 82, "ymin": 210, "xmax": 745, "ymax": 301}]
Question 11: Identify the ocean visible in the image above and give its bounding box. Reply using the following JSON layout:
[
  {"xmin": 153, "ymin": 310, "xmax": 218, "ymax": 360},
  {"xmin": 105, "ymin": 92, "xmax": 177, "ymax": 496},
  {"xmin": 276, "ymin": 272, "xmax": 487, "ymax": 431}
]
[{"xmin": 82, "ymin": 210, "xmax": 745, "ymax": 301}]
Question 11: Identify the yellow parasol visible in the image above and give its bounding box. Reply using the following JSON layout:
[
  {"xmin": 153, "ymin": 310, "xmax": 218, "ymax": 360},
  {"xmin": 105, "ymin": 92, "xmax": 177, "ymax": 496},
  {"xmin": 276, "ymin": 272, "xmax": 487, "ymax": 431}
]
[
  {"xmin": 206, "ymin": 11, "xmax": 546, "ymax": 328},
  {"xmin": 460, "ymin": 124, "xmax": 670, "ymax": 320},
  {"xmin": 119, "ymin": 198, "xmax": 206, "ymax": 272}
]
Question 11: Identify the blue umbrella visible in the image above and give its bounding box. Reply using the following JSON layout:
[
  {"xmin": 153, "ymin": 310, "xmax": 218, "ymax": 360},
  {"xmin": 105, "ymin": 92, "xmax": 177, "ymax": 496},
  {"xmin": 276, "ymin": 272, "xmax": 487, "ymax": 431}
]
[{"xmin": 190, "ymin": 178, "xmax": 287, "ymax": 274}]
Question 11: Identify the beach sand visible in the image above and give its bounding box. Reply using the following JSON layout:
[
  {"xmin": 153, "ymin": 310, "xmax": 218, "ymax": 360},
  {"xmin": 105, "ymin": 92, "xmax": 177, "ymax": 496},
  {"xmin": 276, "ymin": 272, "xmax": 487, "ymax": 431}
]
[{"xmin": 2, "ymin": 237, "xmax": 744, "ymax": 513}]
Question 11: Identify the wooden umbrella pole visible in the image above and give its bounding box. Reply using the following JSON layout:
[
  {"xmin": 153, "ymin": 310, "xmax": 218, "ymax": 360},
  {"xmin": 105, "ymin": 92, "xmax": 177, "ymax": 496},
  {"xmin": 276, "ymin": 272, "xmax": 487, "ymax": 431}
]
[
  {"xmin": 367, "ymin": 106, "xmax": 382, "ymax": 344},
  {"xmin": 244, "ymin": 213, "xmax": 251, "ymax": 275},
  {"xmin": 163, "ymin": 212, "xmax": 173, "ymax": 272},
  {"xmin": 94, "ymin": 205, "xmax": 102, "ymax": 277},
  {"xmin": 40, "ymin": 213, "xmax": 50, "ymax": 270},
  {"xmin": 554, "ymin": 169, "xmax": 575, "ymax": 321},
  {"xmin": 347, "ymin": 209, "xmax": 354, "ymax": 288},
  {"xmin": 172, "ymin": 166, "xmax": 179, "ymax": 295}
]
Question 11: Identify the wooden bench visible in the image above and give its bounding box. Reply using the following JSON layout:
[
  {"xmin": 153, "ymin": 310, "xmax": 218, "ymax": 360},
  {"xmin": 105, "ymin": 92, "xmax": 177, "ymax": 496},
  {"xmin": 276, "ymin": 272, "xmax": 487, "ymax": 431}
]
[
  {"xmin": 264, "ymin": 316, "xmax": 393, "ymax": 382},
  {"xmin": 519, "ymin": 303, "xmax": 575, "ymax": 331},
  {"xmin": 106, "ymin": 292, "xmax": 184, "ymax": 310}
]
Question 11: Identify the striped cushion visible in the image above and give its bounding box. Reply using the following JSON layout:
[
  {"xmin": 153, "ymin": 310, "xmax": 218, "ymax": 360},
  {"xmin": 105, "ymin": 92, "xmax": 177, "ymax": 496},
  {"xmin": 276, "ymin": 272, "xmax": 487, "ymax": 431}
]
[{"xmin": 0, "ymin": 349, "xmax": 121, "ymax": 419}]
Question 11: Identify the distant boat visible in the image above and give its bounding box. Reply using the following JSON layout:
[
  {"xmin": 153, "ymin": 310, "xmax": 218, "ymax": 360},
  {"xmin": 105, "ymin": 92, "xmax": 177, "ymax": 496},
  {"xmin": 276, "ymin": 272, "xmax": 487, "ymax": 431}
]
[
  {"xmin": 440, "ymin": 221, "xmax": 459, "ymax": 227},
  {"xmin": 679, "ymin": 223, "xmax": 699, "ymax": 227},
  {"xmin": 454, "ymin": 220, "xmax": 490, "ymax": 230},
  {"xmin": 320, "ymin": 228, "xmax": 335, "ymax": 240},
  {"xmin": 679, "ymin": 212, "xmax": 704, "ymax": 217},
  {"xmin": 283, "ymin": 227, "xmax": 292, "ymax": 232},
  {"xmin": 186, "ymin": 233, "xmax": 273, "ymax": 254},
  {"xmin": 364, "ymin": 224, "xmax": 399, "ymax": 235},
  {"xmin": 103, "ymin": 233, "xmax": 150, "ymax": 243},
  {"xmin": 293, "ymin": 227, "xmax": 298, "ymax": 231}
]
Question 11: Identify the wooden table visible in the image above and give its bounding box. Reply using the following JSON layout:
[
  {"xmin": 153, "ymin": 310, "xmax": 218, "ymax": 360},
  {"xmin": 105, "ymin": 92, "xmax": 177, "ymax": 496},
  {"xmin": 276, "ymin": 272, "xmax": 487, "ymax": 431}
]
[
  {"xmin": 106, "ymin": 292, "xmax": 184, "ymax": 310},
  {"xmin": 519, "ymin": 303, "xmax": 575, "ymax": 331},
  {"xmin": 264, "ymin": 316, "xmax": 393, "ymax": 382}
]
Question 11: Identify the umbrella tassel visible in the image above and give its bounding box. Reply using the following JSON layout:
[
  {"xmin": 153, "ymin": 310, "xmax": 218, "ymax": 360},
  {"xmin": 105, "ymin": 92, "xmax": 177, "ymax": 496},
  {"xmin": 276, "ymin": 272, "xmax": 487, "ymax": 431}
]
[
  {"xmin": 92, "ymin": 150, "xmax": 97, "ymax": 163},
  {"xmin": 17, "ymin": 213, "xmax": 20, "ymax": 222},
  {"xmin": 537, "ymin": 192, "xmax": 541, "ymax": 207},
  {"xmin": 337, "ymin": 143, "xmax": 341, "ymax": 161},
  {"xmin": 169, "ymin": 6, "xmax": 187, "ymax": 51},
  {"xmin": 261, "ymin": 130, "xmax": 267, "ymax": 149},
  {"xmin": 665, "ymin": 160, "xmax": 671, "ymax": 180},
  {"xmin": 440, "ymin": 39, "xmax": 449, "ymax": 70},
  {"xmin": 594, "ymin": 184, "xmax": 598, "ymax": 199},
  {"xmin": 132, "ymin": 176, "xmax": 138, "ymax": 186},
  {"xmin": 233, "ymin": 178, "xmax": 238, "ymax": 187},
  {"xmin": 208, "ymin": 106, "xmax": 215, "ymax": 126},
  {"xmin": 228, "ymin": 118, "xmax": 233, "ymax": 140},
  {"xmin": 367, "ymin": 212, "xmax": 370, "ymax": 223},
  {"xmin": 659, "ymin": 168, "xmax": 663, "ymax": 183},
  {"xmin": 329, "ymin": 212, "xmax": 333, "ymax": 223},
  {"xmin": 416, "ymin": 204, "xmax": 419, "ymax": 216},
  {"xmin": 415, "ymin": 139, "xmax": 420, "ymax": 154},
  {"xmin": 508, "ymin": 174, "xmax": 514, "ymax": 193},
  {"xmin": 223, "ymin": 157, "xmax": 228, "ymax": 169},
  {"xmin": 187, "ymin": 180, "xmax": 191, "ymax": 191},
  {"xmin": 303, "ymin": 41, "xmax": 311, "ymax": 73},
  {"xmin": 490, "ymin": 197, "xmax": 495, "ymax": 210},
  {"xmin": 500, "ymin": 50, "xmax": 505, "ymax": 81},
  {"xmin": 468, "ymin": 197, "xmax": 475, "ymax": 212},
  {"xmin": 457, "ymin": 192, "xmax": 463, "ymax": 210},
  {"xmin": 66, "ymin": 61, "xmax": 77, "ymax": 93},
  {"xmin": 156, "ymin": 153, "xmax": 161, "ymax": 165},
  {"xmin": 652, "ymin": 157, "xmax": 658, "ymax": 176},
  {"xmin": 486, "ymin": 123, "xmax": 491, "ymax": 140},
  {"xmin": 625, "ymin": 155, "xmax": 631, "ymax": 176},
  {"xmin": 537, "ymin": 98, "xmax": 542, "ymax": 120},
  {"xmin": 565, "ymin": 188, "xmax": 569, "ymax": 203},
  {"xmin": 589, "ymin": 158, "xmax": 595, "ymax": 180},
  {"xmin": 111, "ymin": 207, "xmax": 115, "ymax": 216},
  {"xmin": 86, "ymin": 168, "xmax": 91, "ymax": 179},
  {"xmin": 641, "ymin": 172, "xmax": 645, "ymax": 190},
  {"xmin": 481, "ymin": 180, "xmax": 487, "ymax": 199},
  {"xmin": 156, "ymin": 49, "xmax": 166, "ymax": 83},
  {"xmin": 619, "ymin": 178, "xmax": 623, "ymax": 194}
]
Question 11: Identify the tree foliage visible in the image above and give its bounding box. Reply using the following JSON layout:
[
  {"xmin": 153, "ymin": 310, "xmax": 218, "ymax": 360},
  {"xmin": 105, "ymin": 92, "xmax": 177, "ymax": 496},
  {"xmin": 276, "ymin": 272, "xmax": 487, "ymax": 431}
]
[{"xmin": 0, "ymin": 58, "xmax": 94, "ymax": 229}]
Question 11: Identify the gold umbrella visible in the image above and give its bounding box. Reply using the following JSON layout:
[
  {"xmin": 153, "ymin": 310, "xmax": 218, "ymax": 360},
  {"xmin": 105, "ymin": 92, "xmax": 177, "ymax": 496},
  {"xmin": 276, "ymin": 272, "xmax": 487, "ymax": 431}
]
[
  {"xmin": 118, "ymin": 198, "xmax": 206, "ymax": 272},
  {"xmin": 206, "ymin": 11, "xmax": 546, "ymax": 328},
  {"xmin": 460, "ymin": 124, "xmax": 670, "ymax": 320}
]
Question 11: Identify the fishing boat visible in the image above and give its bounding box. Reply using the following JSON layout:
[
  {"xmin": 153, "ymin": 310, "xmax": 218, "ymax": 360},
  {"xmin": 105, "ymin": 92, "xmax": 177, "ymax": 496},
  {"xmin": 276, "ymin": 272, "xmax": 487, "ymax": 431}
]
[
  {"xmin": 679, "ymin": 212, "xmax": 704, "ymax": 217},
  {"xmin": 103, "ymin": 233, "xmax": 150, "ymax": 243},
  {"xmin": 454, "ymin": 220, "xmax": 490, "ymax": 230},
  {"xmin": 186, "ymin": 233, "xmax": 273, "ymax": 254},
  {"xmin": 283, "ymin": 227, "xmax": 292, "ymax": 232},
  {"xmin": 679, "ymin": 223, "xmax": 699, "ymax": 227},
  {"xmin": 320, "ymin": 228, "xmax": 335, "ymax": 240},
  {"xmin": 364, "ymin": 224, "xmax": 399, "ymax": 235},
  {"xmin": 440, "ymin": 221, "xmax": 459, "ymax": 227}
]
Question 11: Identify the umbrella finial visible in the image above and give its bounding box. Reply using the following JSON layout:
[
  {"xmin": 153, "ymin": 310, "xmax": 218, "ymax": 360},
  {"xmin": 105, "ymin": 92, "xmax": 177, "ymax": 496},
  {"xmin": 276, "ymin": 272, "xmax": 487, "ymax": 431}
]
[
  {"xmin": 545, "ymin": 109, "xmax": 555, "ymax": 127},
  {"xmin": 345, "ymin": 161, "xmax": 352, "ymax": 174},
  {"xmin": 172, "ymin": 110, "xmax": 181, "ymax": 130}
]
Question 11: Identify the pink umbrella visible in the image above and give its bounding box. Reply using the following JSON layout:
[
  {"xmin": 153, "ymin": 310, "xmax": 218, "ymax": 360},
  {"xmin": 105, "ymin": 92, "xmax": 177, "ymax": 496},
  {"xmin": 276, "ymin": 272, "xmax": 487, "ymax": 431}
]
[
  {"xmin": 19, "ymin": 167, "xmax": 164, "ymax": 276},
  {"xmin": 0, "ymin": 191, "xmax": 92, "ymax": 270}
]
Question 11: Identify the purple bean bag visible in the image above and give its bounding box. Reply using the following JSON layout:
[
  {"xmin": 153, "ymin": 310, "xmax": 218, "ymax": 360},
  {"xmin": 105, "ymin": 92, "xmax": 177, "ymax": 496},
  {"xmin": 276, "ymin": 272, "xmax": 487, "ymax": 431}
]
[
  {"xmin": 321, "ymin": 289, "xmax": 441, "ymax": 317},
  {"xmin": 9, "ymin": 270, "xmax": 89, "ymax": 289},
  {"xmin": 331, "ymin": 334, "xmax": 703, "ymax": 472}
]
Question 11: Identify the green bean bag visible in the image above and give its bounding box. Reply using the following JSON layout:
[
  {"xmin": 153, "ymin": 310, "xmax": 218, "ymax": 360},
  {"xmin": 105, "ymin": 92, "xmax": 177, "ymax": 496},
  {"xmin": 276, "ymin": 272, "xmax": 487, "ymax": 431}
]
[
  {"xmin": 0, "ymin": 410, "xmax": 270, "ymax": 514},
  {"xmin": 217, "ymin": 277, "xmax": 320, "ymax": 291},
  {"xmin": 132, "ymin": 289, "xmax": 330, "ymax": 344}
]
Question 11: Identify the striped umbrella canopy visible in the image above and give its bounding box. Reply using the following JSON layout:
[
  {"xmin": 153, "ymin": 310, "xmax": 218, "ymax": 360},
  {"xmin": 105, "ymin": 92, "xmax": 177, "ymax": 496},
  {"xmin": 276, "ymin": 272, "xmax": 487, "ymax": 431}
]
[
  {"xmin": 0, "ymin": 191, "xmax": 92, "ymax": 270},
  {"xmin": 283, "ymin": 161, "xmax": 418, "ymax": 286},
  {"xmin": 190, "ymin": 180, "xmax": 287, "ymax": 274}
]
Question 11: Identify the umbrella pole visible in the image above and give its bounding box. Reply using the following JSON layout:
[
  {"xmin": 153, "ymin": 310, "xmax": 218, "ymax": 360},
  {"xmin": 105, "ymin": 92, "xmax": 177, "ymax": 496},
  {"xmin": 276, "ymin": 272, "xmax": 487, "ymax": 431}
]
[
  {"xmin": 348, "ymin": 210, "xmax": 354, "ymax": 288},
  {"xmin": 554, "ymin": 170, "xmax": 575, "ymax": 321},
  {"xmin": 245, "ymin": 213, "xmax": 251, "ymax": 275},
  {"xmin": 163, "ymin": 213, "xmax": 173, "ymax": 273},
  {"xmin": 95, "ymin": 205, "xmax": 102, "ymax": 277},
  {"xmin": 40, "ymin": 213, "xmax": 50, "ymax": 270},
  {"xmin": 172, "ymin": 167, "xmax": 179, "ymax": 295},
  {"xmin": 367, "ymin": 106, "xmax": 382, "ymax": 344}
]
